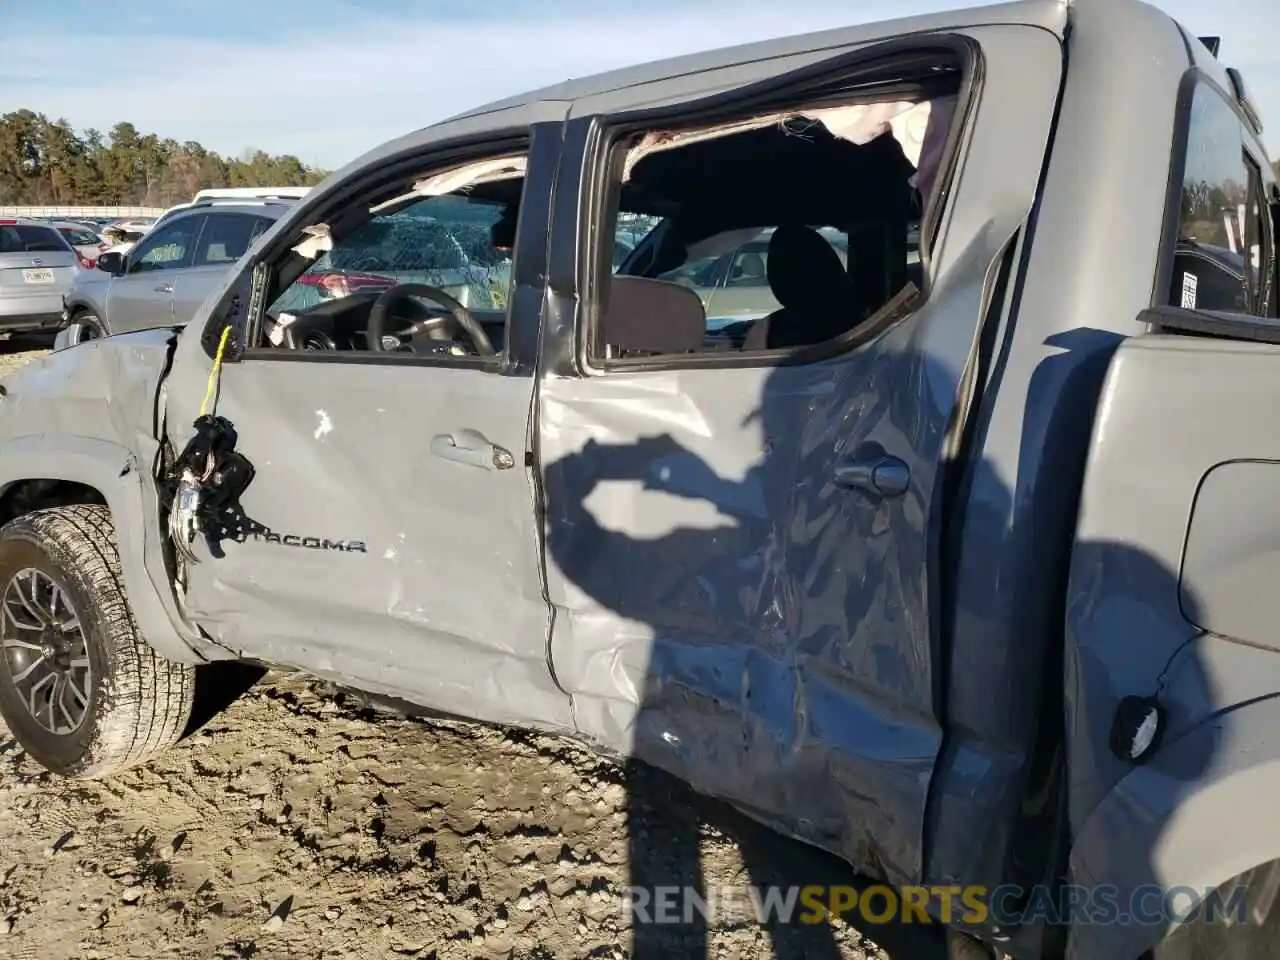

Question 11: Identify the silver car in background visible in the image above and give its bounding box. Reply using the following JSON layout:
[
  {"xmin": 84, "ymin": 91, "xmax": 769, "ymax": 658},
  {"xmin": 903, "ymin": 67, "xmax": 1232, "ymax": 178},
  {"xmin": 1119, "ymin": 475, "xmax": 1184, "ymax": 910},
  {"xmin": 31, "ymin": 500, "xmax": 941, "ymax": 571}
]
[
  {"xmin": 59, "ymin": 200, "xmax": 295, "ymax": 345},
  {"xmin": 0, "ymin": 219, "xmax": 82, "ymax": 335}
]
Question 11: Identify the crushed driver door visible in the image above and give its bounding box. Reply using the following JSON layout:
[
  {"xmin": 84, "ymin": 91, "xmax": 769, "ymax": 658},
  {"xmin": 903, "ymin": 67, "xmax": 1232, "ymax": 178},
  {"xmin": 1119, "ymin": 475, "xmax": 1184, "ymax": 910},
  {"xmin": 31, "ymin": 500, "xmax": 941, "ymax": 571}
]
[{"xmin": 159, "ymin": 117, "xmax": 574, "ymax": 732}]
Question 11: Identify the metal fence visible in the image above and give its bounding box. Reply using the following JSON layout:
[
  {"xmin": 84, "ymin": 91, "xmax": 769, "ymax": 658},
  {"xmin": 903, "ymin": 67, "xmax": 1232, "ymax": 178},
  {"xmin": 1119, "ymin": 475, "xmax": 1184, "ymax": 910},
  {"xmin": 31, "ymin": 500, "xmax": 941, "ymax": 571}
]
[{"xmin": 0, "ymin": 205, "xmax": 166, "ymax": 219}]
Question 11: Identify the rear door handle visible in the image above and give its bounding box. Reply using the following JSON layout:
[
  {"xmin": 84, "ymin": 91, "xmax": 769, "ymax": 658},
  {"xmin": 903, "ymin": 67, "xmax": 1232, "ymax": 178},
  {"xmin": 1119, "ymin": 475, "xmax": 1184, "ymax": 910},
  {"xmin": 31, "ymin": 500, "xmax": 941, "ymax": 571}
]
[
  {"xmin": 833, "ymin": 454, "xmax": 910, "ymax": 498},
  {"xmin": 154, "ymin": 284, "xmax": 173, "ymax": 293},
  {"xmin": 431, "ymin": 430, "xmax": 516, "ymax": 471}
]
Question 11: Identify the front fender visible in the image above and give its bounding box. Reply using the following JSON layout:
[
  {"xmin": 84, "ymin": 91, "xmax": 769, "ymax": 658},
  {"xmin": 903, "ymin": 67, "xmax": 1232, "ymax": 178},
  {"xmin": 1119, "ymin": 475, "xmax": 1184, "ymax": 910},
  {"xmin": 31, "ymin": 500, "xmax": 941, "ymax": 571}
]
[
  {"xmin": 1067, "ymin": 694, "xmax": 1280, "ymax": 960},
  {"xmin": 0, "ymin": 435, "xmax": 220, "ymax": 665}
]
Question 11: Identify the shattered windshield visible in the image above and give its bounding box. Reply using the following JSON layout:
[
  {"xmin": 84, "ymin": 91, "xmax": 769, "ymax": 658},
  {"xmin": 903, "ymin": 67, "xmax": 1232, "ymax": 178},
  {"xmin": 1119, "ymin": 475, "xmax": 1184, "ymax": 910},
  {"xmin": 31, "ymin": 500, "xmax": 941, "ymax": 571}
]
[{"xmin": 272, "ymin": 195, "xmax": 514, "ymax": 314}]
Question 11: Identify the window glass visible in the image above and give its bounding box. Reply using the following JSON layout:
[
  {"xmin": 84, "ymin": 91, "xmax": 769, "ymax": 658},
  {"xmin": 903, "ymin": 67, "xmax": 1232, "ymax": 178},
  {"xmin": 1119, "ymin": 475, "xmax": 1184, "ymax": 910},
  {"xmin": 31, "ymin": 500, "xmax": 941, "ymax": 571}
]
[
  {"xmin": 612, "ymin": 214, "xmax": 662, "ymax": 272},
  {"xmin": 194, "ymin": 213, "xmax": 259, "ymax": 266},
  {"xmin": 724, "ymin": 245, "xmax": 772, "ymax": 287},
  {"xmin": 594, "ymin": 84, "xmax": 957, "ymax": 359},
  {"xmin": 251, "ymin": 217, "xmax": 273, "ymax": 244},
  {"xmin": 130, "ymin": 217, "xmax": 200, "ymax": 273},
  {"xmin": 57, "ymin": 226, "xmax": 99, "ymax": 246},
  {"xmin": 1169, "ymin": 84, "xmax": 1254, "ymax": 314},
  {"xmin": 0, "ymin": 225, "xmax": 65, "ymax": 254},
  {"xmin": 271, "ymin": 194, "xmax": 514, "ymax": 316},
  {"xmin": 658, "ymin": 252, "xmax": 722, "ymax": 289},
  {"xmin": 598, "ymin": 112, "xmax": 947, "ymax": 359}
]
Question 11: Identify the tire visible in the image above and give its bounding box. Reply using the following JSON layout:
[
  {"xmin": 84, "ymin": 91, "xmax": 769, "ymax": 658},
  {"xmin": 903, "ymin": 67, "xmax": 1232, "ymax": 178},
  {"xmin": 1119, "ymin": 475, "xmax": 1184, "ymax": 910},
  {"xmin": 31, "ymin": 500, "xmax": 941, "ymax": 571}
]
[
  {"xmin": 0, "ymin": 504, "xmax": 195, "ymax": 778},
  {"xmin": 66, "ymin": 310, "xmax": 106, "ymax": 345},
  {"xmin": 946, "ymin": 929, "xmax": 995, "ymax": 960}
]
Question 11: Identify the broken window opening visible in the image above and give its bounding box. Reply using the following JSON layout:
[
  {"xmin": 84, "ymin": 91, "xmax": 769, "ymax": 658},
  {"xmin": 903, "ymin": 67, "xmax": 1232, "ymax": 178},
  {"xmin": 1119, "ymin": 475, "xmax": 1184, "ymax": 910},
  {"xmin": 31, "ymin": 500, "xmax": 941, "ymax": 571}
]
[
  {"xmin": 257, "ymin": 151, "xmax": 529, "ymax": 359},
  {"xmin": 593, "ymin": 72, "xmax": 962, "ymax": 363}
]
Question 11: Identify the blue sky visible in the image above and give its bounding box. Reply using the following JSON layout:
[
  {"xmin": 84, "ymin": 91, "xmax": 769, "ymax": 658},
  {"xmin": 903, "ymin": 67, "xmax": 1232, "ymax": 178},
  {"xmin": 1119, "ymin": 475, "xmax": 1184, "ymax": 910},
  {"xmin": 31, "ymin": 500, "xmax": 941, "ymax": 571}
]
[{"xmin": 2, "ymin": 0, "xmax": 1276, "ymax": 170}]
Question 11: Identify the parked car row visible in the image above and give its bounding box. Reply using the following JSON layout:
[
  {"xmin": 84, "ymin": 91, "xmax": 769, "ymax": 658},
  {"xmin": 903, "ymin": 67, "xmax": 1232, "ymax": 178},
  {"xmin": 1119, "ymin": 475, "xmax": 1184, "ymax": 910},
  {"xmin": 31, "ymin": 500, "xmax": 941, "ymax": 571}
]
[{"xmin": 57, "ymin": 187, "xmax": 525, "ymax": 345}]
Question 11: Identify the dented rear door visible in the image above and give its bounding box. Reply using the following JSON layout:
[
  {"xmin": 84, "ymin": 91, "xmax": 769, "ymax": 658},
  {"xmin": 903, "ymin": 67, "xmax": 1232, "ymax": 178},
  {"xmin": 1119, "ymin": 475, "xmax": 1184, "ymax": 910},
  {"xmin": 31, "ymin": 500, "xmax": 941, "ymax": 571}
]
[{"xmin": 536, "ymin": 20, "xmax": 1065, "ymax": 884}]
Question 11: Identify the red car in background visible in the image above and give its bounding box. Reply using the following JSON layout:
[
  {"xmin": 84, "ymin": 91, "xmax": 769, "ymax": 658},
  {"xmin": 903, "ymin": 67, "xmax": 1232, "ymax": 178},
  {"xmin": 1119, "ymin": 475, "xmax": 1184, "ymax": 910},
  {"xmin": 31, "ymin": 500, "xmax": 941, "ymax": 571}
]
[{"xmin": 48, "ymin": 220, "xmax": 107, "ymax": 268}]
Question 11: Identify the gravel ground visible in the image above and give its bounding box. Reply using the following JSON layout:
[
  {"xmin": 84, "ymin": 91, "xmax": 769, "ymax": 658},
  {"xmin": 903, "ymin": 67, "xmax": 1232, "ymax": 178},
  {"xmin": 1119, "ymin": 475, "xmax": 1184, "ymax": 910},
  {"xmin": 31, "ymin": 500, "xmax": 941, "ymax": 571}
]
[
  {"xmin": 0, "ymin": 339, "xmax": 949, "ymax": 960},
  {"xmin": 0, "ymin": 336, "xmax": 51, "ymax": 378}
]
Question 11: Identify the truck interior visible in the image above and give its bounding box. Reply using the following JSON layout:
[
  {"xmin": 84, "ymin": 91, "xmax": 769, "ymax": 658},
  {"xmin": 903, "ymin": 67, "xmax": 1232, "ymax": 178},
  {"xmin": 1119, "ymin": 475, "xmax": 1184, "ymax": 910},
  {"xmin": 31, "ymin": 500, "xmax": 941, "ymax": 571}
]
[
  {"xmin": 255, "ymin": 57, "xmax": 961, "ymax": 362},
  {"xmin": 258, "ymin": 155, "xmax": 528, "ymax": 355},
  {"xmin": 596, "ymin": 74, "xmax": 960, "ymax": 359}
]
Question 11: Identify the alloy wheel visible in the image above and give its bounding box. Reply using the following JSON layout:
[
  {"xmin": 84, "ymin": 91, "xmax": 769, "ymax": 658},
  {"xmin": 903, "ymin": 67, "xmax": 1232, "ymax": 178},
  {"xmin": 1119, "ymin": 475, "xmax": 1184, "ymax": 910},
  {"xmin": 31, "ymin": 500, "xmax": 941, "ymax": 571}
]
[{"xmin": 0, "ymin": 568, "xmax": 92, "ymax": 734}]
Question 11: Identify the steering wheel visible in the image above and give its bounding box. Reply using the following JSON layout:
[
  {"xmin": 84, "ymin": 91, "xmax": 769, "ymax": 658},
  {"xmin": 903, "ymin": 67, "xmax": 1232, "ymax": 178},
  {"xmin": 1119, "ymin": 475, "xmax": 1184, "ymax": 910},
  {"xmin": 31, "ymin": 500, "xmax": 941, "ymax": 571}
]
[{"xmin": 366, "ymin": 283, "xmax": 496, "ymax": 357}]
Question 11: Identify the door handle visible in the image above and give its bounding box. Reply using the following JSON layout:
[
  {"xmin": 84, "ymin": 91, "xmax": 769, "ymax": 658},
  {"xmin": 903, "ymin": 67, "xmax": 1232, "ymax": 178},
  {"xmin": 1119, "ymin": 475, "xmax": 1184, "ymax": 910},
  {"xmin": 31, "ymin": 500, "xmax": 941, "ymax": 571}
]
[
  {"xmin": 430, "ymin": 430, "xmax": 516, "ymax": 471},
  {"xmin": 154, "ymin": 284, "xmax": 173, "ymax": 293},
  {"xmin": 833, "ymin": 454, "xmax": 910, "ymax": 498}
]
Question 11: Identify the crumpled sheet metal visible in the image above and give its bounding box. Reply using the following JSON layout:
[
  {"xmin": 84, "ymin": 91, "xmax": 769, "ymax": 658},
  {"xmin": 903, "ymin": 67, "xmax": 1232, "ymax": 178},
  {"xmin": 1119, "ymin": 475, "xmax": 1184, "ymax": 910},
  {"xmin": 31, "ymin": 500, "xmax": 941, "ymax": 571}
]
[
  {"xmin": 0, "ymin": 329, "xmax": 225, "ymax": 663},
  {"xmin": 0, "ymin": 328, "xmax": 174, "ymax": 467},
  {"xmin": 164, "ymin": 363, "xmax": 577, "ymax": 736},
  {"xmin": 536, "ymin": 210, "xmax": 1018, "ymax": 885},
  {"xmin": 538, "ymin": 320, "xmax": 955, "ymax": 884}
]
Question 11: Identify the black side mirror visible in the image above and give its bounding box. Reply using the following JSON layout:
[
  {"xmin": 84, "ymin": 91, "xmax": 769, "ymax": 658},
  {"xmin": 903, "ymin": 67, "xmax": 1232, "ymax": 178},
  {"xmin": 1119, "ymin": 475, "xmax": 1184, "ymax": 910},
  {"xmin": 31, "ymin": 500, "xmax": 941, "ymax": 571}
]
[{"xmin": 97, "ymin": 251, "xmax": 125, "ymax": 275}]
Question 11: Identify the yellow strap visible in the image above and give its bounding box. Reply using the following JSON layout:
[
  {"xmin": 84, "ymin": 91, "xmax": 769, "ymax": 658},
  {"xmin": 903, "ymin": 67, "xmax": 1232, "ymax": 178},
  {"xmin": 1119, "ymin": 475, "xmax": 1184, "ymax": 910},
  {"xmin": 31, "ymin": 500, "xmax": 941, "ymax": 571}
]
[{"xmin": 199, "ymin": 326, "xmax": 233, "ymax": 417}]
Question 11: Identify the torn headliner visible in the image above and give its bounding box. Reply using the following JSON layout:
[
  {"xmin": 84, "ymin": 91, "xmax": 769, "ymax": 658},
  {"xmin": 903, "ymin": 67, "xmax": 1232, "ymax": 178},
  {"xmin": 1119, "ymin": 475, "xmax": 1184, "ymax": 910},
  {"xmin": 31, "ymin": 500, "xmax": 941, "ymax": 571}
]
[
  {"xmin": 292, "ymin": 91, "xmax": 946, "ymax": 256},
  {"xmin": 615, "ymin": 94, "xmax": 954, "ymax": 239},
  {"xmin": 620, "ymin": 98, "xmax": 936, "ymax": 182}
]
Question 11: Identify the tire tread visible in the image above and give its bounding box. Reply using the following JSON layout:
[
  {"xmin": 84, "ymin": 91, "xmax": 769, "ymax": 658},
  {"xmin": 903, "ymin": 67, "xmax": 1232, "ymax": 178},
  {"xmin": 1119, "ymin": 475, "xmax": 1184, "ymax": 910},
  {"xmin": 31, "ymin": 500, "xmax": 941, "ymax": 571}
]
[{"xmin": 7, "ymin": 504, "xmax": 194, "ymax": 776}]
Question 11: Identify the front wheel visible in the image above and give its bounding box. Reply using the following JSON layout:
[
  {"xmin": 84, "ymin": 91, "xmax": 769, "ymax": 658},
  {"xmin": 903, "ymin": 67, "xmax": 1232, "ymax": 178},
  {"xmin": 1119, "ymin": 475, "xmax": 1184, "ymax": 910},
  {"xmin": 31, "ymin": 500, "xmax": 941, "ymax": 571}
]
[{"xmin": 0, "ymin": 505, "xmax": 195, "ymax": 777}]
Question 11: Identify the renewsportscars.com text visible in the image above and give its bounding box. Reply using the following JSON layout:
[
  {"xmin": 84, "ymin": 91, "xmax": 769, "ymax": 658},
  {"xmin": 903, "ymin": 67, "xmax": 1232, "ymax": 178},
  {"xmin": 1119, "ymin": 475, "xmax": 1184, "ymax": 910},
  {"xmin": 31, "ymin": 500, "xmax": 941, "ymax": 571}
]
[{"xmin": 621, "ymin": 883, "xmax": 1247, "ymax": 928}]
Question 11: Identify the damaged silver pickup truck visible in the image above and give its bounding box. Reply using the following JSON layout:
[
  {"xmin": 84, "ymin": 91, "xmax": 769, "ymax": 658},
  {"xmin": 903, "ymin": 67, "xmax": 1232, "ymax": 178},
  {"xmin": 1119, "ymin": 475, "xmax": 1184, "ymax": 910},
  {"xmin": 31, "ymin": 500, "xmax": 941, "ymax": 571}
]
[{"xmin": 1, "ymin": 2, "xmax": 1278, "ymax": 958}]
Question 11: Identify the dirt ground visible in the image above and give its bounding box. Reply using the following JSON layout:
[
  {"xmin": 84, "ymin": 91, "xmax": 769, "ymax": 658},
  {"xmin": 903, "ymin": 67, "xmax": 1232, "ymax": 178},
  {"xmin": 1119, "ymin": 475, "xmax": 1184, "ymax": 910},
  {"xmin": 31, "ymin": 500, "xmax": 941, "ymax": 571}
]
[
  {"xmin": 0, "ymin": 339, "xmax": 945, "ymax": 960},
  {"xmin": 0, "ymin": 338, "xmax": 50, "ymax": 379}
]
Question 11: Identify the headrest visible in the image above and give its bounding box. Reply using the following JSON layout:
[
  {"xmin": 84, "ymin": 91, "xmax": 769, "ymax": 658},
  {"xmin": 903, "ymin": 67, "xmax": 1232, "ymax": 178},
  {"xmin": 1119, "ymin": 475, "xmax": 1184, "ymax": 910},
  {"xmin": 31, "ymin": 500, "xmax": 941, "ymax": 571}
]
[
  {"xmin": 766, "ymin": 225, "xmax": 849, "ymax": 309},
  {"xmin": 734, "ymin": 251, "xmax": 765, "ymax": 280},
  {"xmin": 599, "ymin": 276, "xmax": 707, "ymax": 355}
]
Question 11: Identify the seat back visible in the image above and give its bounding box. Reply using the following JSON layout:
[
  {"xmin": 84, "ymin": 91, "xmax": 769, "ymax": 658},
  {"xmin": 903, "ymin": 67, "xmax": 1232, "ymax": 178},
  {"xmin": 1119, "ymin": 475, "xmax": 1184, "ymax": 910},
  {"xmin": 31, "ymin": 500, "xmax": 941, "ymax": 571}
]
[
  {"xmin": 599, "ymin": 276, "xmax": 707, "ymax": 357},
  {"xmin": 742, "ymin": 225, "xmax": 853, "ymax": 350}
]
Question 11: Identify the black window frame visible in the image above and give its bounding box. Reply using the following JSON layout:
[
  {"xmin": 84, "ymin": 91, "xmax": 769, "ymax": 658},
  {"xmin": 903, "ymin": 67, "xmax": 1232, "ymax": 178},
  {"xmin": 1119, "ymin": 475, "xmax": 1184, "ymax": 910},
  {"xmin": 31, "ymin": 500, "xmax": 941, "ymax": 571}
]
[
  {"xmin": 1242, "ymin": 150, "xmax": 1277, "ymax": 319},
  {"xmin": 573, "ymin": 37, "xmax": 981, "ymax": 374},
  {"xmin": 1244, "ymin": 154, "xmax": 1274, "ymax": 320}
]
